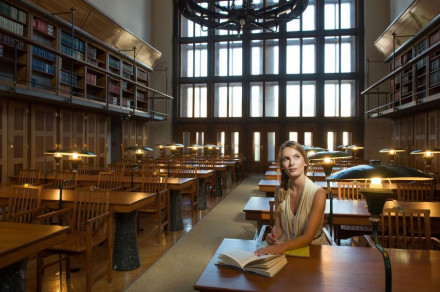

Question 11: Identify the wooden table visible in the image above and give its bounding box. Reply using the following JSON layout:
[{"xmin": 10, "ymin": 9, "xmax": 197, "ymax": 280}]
[
  {"xmin": 265, "ymin": 171, "xmax": 326, "ymax": 181},
  {"xmin": 194, "ymin": 238, "xmax": 440, "ymax": 291},
  {"xmin": 0, "ymin": 222, "xmax": 69, "ymax": 291},
  {"xmin": 0, "ymin": 186, "xmax": 156, "ymax": 271},
  {"xmin": 258, "ymin": 179, "xmax": 338, "ymax": 197}
]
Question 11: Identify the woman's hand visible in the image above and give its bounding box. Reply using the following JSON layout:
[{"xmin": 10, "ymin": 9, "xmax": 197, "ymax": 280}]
[
  {"xmin": 265, "ymin": 227, "xmax": 278, "ymax": 245},
  {"xmin": 254, "ymin": 243, "xmax": 285, "ymax": 256}
]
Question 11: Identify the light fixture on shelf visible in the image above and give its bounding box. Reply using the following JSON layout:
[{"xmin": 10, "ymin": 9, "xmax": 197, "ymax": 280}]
[
  {"xmin": 379, "ymin": 148, "xmax": 405, "ymax": 164},
  {"xmin": 410, "ymin": 149, "xmax": 440, "ymax": 174},
  {"xmin": 327, "ymin": 164, "xmax": 432, "ymax": 292},
  {"xmin": 178, "ymin": 0, "xmax": 309, "ymax": 34},
  {"xmin": 307, "ymin": 151, "xmax": 352, "ymax": 236}
]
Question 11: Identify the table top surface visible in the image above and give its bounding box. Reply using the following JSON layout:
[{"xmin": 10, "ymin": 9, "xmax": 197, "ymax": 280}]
[
  {"xmin": 0, "ymin": 222, "xmax": 69, "ymax": 268},
  {"xmin": 194, "ymin": 238, "xmax": 440, "ymax": 292},
  {"xmin": 243, "ymin": 197, "xmax": 440, "ymax": 218},
  {"xmin": 258, "ymin": 179, "xmax": 337, "ymax": 188}
]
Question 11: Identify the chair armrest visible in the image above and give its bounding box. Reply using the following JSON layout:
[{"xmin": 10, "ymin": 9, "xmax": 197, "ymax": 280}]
[
  {"xmin": 363, "ymin": 234, "xmax": 375, "ymax": 248},
  {"xmin": 432, "ymin": 237, "xmax": 440, "ymax": 250},
  {"xmin": 323, "ymin": 226, "xmax": 337, "ymax": 246},
  {"xmin": 35, "ymin": 207, "xmax": 73, "ymax": 224},
  {"xmin": 9, "ymin": 206, "xmax": 46, "ymax": 221},
  {"xmin": 86, "ymin": 211, "xmax": 111, "ymax": 225},
  {"xmin": 124, "ymin": 186, "xmax": 142, "ymax": 192}
]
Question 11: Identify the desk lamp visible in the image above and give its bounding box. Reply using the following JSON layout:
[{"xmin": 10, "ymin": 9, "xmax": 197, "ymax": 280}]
[
  {"xmin": 410, "ymin": 149, "xmax": 440, "ymax": 174},
  {"xmin": 204, "ymin": 144, "xmax": 219, "ymax": 157},
  {"xmin": 308, "ymin": 151, "xmax": 352, "ymax": 236},
  {"xmin": 347, "ymin": 145, "xmax": 364, "ymax": 160},
  {"xmin": 326, "ymin": 164, "xmax": 432, "ymax": 292},
  {"xmin": 125, "ymin": 145, "xmax": 153, "ymax": 187},
  {"xmin": 379, "ymin": 148, "xmax": 405, "ymax": 164},
  {"xmin": 187, "ymin": 144, "xmax": 203, "ymax": 161}
]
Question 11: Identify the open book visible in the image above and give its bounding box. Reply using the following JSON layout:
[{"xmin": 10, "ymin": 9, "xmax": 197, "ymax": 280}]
[{"xmin": 217, "ymin": 249, "xmax": 287, "ymax": 278}]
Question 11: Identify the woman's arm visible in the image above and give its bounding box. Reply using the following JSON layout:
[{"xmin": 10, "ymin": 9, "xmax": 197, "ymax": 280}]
[{"xmin": 255, "ymin": 187, "xmax": 326, "ymax": 255}]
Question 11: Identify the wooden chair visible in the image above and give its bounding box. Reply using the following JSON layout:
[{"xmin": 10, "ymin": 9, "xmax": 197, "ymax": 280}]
[
  {"xmin": 97, "ymin": 171, "xmax": 123, "ymax": 191},
  {"xmin": 365, "ymin": 207, "xmax": 440, "ymax": 250},
  {"xmin": 45, "ymin": 170, "xmax": 78, "ymax": 190},
  {"xmin": 107, "ymin": 163, "xmax": 126, "ymax": 175},
  {"xmin": 335, "ymin": 181, "xmax": 371, "ymax": 244},
  {"xmin": 396, "ymin": 182, "xmax": 435, "ymax": 201},
  {"xmin": 137, "ymin": 174, "xmax": 170, "ymax": 243},
  {"xmin": 36, "ymin": 188, "xmax": 112, "ymax": 292},
  {"xmin": 18, "ymin": 169, "xmax": 41, "ymax": 185},
  {"xmin": 176, "ymin": 165, "xmax": 199, "ymax": 216},
  {"xmin": 7, "ymin": 185, "xmax": 44, "ymax": 223}
]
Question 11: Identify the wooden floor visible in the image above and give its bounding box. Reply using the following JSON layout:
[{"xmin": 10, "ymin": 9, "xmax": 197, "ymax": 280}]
[{"xmin": 24, "ymin": 183, "xmax": 236, "ymax": 292}]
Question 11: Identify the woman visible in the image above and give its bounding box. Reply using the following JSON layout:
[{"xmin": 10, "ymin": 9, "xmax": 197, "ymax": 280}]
[{"xmin": 255, "ymin": 141, "xmax": 327, "ymax": 256}]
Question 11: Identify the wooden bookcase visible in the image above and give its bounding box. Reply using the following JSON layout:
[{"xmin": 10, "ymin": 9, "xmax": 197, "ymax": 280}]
[{"xmin": 0, "ymin": 0, "xmax": 169, "ymax": 120}]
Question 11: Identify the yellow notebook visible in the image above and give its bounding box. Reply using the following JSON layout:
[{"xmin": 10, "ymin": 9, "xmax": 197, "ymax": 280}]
[{"xmin": 283, "ymin": 246, "xmax": 310, "ymax": 258}]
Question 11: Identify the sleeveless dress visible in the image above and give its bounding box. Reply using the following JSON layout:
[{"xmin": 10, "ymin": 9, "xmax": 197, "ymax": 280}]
[{"xmin": 278, "ymin": 176, "xmax": 327, "ymax": 245}]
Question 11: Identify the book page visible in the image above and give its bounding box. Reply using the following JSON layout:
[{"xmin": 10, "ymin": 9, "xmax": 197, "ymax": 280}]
[{"xmin": 218, "ymin": 249, "xmax": 281, "ymax": 269}]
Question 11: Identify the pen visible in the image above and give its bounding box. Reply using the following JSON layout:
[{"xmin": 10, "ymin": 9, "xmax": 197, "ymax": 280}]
[{"xmin": 270, "ymin": 226, "xmax": 278, "ymax": 243}]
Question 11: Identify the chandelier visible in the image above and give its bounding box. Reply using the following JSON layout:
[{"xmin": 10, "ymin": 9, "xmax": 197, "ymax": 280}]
[{"xmin": 178, "ymin": 0, "xmax": 309, "ymax": 33}]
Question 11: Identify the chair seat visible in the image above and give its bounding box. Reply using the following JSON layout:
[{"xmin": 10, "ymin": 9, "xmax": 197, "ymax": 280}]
[{"xmin": 49, "ymin": 231, "xmax": 108, "ymax": 253}]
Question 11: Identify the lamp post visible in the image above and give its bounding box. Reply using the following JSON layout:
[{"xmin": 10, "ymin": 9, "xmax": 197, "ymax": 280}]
[
  {"xmin": 379, "ymin": 148, "xmax": 405, "ymax": 164},
  {"xmin": 410, "ymin": 149, "xmax": 440, "ymax": 174},
  {"xmin": 326, "ymin": 164, "xmax": 432, "ymax": 292},
  {"xmin": 308, "ymin": 151, "xmax": 352, "ymax": 236}
]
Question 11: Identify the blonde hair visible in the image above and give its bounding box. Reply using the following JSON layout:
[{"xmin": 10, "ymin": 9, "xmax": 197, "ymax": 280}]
[{"xmin": 278, "ymin": 141, "xmax": 308, "ymax": 203}]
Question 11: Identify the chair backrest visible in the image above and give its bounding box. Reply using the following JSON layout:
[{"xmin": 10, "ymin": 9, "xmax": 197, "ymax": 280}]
[
  {"xmin": 337, "ymin": 181, "xmax": 366, "ymax": 200},
  {"xmin": 53, "ymin": 170, "xmax": 77, "ymax": 189},
  {"xmin": 379, "ymin": 207, "xmax": 432, "ymax": 250},
  {"xmin": 18, "ymin": 169, "xmax": 41, "ymax": 185},
  {"xmin": 142, "ymin": 174, "xmax": 168, "ymax": 193},
  {"xmin": 8, "ymin": 185, "xmax": 43, "ymax": 223},
  {"xmin": 176, "ymin": 165, "xmax": 197, "ymax": 178},
  {"xmin": 73, "ymin": 188, "xmax": 110, "ymax": 232},
  {"xmin": 97, "ymin": 171, "xmax": 123, "ymax": 190},
  {"xmin": 142, "ymin": 163, "xmax": 160, "ymax": 177},
  {"xmin": 107, "ymin": 163, "xmax": 126, "ymax": 174},
  {"xmin": 396, "ymin": 182, "xmax": 435, "ymax": 201}
]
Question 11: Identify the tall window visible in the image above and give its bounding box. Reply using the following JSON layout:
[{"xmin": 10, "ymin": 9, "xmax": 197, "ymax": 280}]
[{"xmin": 177, "ymin": 0, "xmax": 364, "ymax": 154}]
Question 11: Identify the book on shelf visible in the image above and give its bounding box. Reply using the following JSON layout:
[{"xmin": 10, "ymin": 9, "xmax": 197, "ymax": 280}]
[{"xmin": 216, "ymin": 249, "xmax": 287, "ymax": 278}]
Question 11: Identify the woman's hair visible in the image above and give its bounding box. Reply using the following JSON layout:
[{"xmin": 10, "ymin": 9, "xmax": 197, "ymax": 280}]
[{"xmin": 278, "ymin": 141, "xmax": 309, "ymax": 202}]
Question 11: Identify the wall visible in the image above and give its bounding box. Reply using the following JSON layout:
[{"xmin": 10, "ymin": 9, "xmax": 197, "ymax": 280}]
[
  {"xmin": 390, "ymin": 0, "xmax": 413, "ymax": 21},
  {"xmin": 363, "ymin": 0, "xmax": 393, "ymax": 162}
]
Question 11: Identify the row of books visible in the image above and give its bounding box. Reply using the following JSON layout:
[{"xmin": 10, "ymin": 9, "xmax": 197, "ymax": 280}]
[
  {"xmin": 430, "ymin": 71, "xmax": 440, "ymax": 85},
  {"xmin": 61, "ymin": 44, "xmax": 84, "ymax": 61},
  {"xmin": 137, "ymin": 69, "xmax": 148, "ymax": 81},
  {"xmin": 108, "ymin": 95, "xmax": 118, "ymax": 105},
  {"xmin": 0, "ymin": 44, "xmax": 3, "ymax": 57},
  {"xmin": 60, "ymin": 70, "xmax": 79, "ymax": 87},
  {"xmin": 109, "ymin": 55, "xmax": 120, "ymax": 69},
  {"xmin": 109, "ymin": 82, "xmax": 120, "ymax": 94},
  {"xmin": 0, "ymin": 1, "xmax": 27, "ymax": 24},
  {"xmin": 32, "ymin": 46, "xmax": 56, "ymax": 61},
  {"xmin": 0, "ymin": 33, "xmax": 25, "ymax": 50},
  {"xmin": 431, "ymin": 57, "xmax": 440, "ymax": 73},
  {"xmin": 61, "ymin": 30, "xmax": 85, "ymax": 52},
  {"xmin": 86, "ymin": 72, "xmax": 98, "ymax": 86},
  {"xmin": 87, "ymin": 46, "xmax": 98, "ymax": 59},
  {"xmin": 33, "ymin": 18, "xmax": 54, "ymax": 36},
  {"xmin": 0, "ymin": 15, "xmax": 25, "ymax": 36},
  {"xmin": 122, "ymin": 62, "xmax": 134, "ymax": 74},
  {"xmin": 32, "ymin": 58, "xmax": 55, "ymax": 75}
]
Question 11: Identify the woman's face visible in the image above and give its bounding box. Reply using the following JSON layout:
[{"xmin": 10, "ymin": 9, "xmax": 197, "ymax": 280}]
[{"xmin": 280, "ymin": 146, "xmax": 306, "ymax": 179}]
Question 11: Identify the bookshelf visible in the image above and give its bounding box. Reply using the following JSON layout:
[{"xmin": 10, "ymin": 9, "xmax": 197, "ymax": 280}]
[
  {"xmin": 0, "ymin": 0, "xmax": 170, "ymax": 121},
  {"xmin": 429, "ymin": 28, "xmax": 440, "ymax": 96}
]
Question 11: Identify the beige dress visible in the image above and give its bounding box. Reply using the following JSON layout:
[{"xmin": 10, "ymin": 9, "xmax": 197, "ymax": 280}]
[{"xmin": 278, "ymin": 176, "xmax": 327, "ymax": 245}]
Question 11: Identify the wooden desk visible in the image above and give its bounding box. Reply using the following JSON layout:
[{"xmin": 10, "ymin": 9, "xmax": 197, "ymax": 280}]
[
  {"xmin": 265, "ymin": 171, "xmax": 326, "ymax": 181},
  {"xmin": 0, "ymin": 186, "xmax": 155, "ymax": 271},
  {"xmin": 194, "ymin": 238, "xmax": 440, "ymax": 291},
  {"xmin": 244, "ymin": 197, "xmax": 440, "ymax": 233},
  {"xmin": 0, "ymin": 222, "xmax": 69, "ymax": 291},
  {"xmin": 258, "ymin": 179, "xmax": 338, "ymax": 197}
]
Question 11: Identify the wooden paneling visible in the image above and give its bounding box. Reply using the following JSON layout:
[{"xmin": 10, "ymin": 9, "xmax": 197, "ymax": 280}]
[
  {"xmin": 30, "ymin": 105, "xmax": 56, "ymax": 172},
  {"xmin": 7, "ymin": 102, "xmax": 29, "ymax": 177},
  {"xmin": 0, "ymin": 100, "xmax": 5, "ymax": 182},
  {"xmin": 96, "ymin": 116, "xmax": 108, "ymax": 168}
]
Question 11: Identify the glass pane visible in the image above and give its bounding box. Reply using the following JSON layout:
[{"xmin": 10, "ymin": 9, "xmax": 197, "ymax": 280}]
[
  {"xmin": 214, "ymin": 83, "xmax": 227, "ymax": 117},
  {"xmin": 341, "ymin": 80, "xmax": 355, "ymax": 117},
  {"xmin": 215, "ymin": 42, "xmax": 228, "ymax": 76},
  {"xmin": 342, "ymin": 132, "xmax": 352, "ymax": 146},
  {"xmin": 289, "ymin": 132, "xmax": 298, "ymax": 142},
  {"xmin": 180, "ymin": 84, "xmax": 192, "ymax": 117},
  {"xmin": 286, "ymin": 38, "xmax": 300, "ymax": 74},
  {"xmin": 327, "ymin": 131, "xmax": 335, "ymax": 151},
  {"xmin": 302, "ymin": 38, "xmax": 316, "ymax": 73},
  {"xmin": 194, "ymin": 84, "xmax": 207, "ymax": 118},
  {"xmin": 341, "ymin": 0, "xmax": 355, "ymax": 29},
  {"xmin": 250, "ymin": 83, "xmax": 263, "ymax": 117},
  {"xmin": 229, "ymin": 83, "xmax": 242, "ymax": 117},
  {"xmin": 324, "ymin": 81, "xmax": 338, "ymax": 117},
  {"xmin": 265, "ymin": 82, "xmax": 279, "ymax": 117},
  {"xmin": 302, "ymin": 81, "xmax": 316, "ymax": 117},
  {"xmin": 267, "ymin": 132, "xmax": 276, "ymax": 162},
  {"xmin": 253, "ymin": 132, "xmax": 261, "ymax": 162},
  {"xmin": 194, "ymin": 43, "xmax": 208, "ymax": 77},
  {"xmin": 217, "ymin": 132, "xmax": 225, "ymax": 154},
  {"xmin": 183, "ymin": 131, "xmax": 190, "ymax": 153},
  {"xmin": 265, "ymin": 39, "xmax": 279, "ymax": 75},
  {"xmin": 341, "ymin": 36, "xmax": 355, "ymax": 73},
  {"xmin": 196, "ymin": 131, "xmax": 204, "ymax": 154},
  {"xmin": 231, "ymin": 41, "xmax": 242, "ymax": 76},
  {"xmin": 286, "ymin": 81, "xmax": 300, "ymax": 117},
  {"xmin": 324, "ymin": 0, "xmax": 338, "ymax": 30},
  {"xmin": 181, "ymin": 43, "xmax": 193, "ymax": 77},
  {"xmin": 251, "ymin": 40, "xmax": 263, "ymax": 75},
  {"xmin": 231, "ymin": 132, "xmax": 239, "ymax": 154},
  {"xmin": 325, "ymin": 36, "xmax": 339, "ymax": 73},
  {"xmin": 304, "ymin": 132, "xmax": 312, "ymax": 146},
  {"xmin": 302, "ymin": 0, "xmax": 316, "ymax": 31}
]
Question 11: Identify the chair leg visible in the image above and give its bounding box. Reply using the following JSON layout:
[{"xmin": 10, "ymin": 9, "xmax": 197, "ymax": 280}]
[
  {"xmin": 86, "ymin": 249, "xmax": 92, "ymax": 292},
  {"xmin": 157, "ymin": 208, "xmax": 162, "ymax": 243},
  {"xmin": 36, "ymin": 253, "xmax": 43, "ymax": 292}
]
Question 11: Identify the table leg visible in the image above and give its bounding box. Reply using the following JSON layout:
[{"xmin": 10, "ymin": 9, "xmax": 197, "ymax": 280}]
[
  {"xmin": 170, "ymin": 189, "xmax": 183, "ymax": 231},
  {"xmin": 0, "ymin": 259, "xmax": 27, "ymax": 292},
  {"xmin": 198, "ymin": 178, "xmax": 207, "ymax": 210},
  {"xmin": 113, "ymin": 211, "xmax": 140, "ymax": 271},
  {"xmin": 215, "ymin": 170, "xmax": 223, "ymax": 197},
  {"xmin": 225, "ymin": 169, "xmax": 232, "ymax": 188}
]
